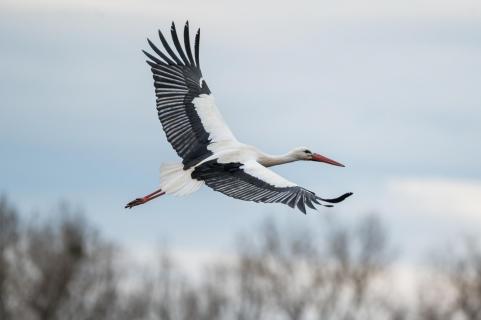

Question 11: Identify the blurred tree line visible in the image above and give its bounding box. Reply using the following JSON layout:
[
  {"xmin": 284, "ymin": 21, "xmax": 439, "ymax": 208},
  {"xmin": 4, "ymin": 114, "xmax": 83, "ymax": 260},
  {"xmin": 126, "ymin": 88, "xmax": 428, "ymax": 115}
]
[{"xmin": 1, "ymin": 196, "xmax": 481, "ymax": 320}]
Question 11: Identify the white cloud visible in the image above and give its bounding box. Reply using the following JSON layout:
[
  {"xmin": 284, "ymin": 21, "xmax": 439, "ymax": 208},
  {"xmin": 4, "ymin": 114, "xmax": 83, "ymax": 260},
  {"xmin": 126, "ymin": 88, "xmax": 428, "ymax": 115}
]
[
  {"xmin": 125, "ymin": 243, "xmax": 235, "ymax": 279},
  {"xmin": 387, "ymin": 177, "xmax": 481, "ymax": 224}
]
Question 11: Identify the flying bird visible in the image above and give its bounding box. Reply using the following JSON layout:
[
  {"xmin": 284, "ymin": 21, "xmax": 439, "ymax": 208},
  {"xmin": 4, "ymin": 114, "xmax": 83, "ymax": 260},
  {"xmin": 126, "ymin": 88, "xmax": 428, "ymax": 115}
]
[{"xmin": 125, "ymin": 21, "xmax": 352, "ymax": 214}]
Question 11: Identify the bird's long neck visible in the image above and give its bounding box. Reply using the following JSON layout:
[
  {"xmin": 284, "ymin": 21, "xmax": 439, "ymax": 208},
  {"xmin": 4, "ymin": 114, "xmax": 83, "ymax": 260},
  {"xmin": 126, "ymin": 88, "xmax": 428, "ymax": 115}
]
[{"xmin": 257, "ymin": 151, "xmax": 297, "ymax": 167}]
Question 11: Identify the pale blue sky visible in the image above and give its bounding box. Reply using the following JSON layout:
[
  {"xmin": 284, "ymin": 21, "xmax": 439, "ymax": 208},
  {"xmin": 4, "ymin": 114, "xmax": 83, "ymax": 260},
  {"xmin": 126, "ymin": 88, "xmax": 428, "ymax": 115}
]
[{"xmin": 1, "ymin": 0, "xmax": 481, "ymax": 262}]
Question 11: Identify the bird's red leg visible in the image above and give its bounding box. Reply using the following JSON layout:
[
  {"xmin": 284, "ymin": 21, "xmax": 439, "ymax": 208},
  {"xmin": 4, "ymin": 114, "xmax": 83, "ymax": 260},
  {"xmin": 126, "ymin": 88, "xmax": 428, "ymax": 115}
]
[
  {"xmin": 144, "ymin": 188, "xmax": 164, "ymax": 199},
  {"xmin": 125, "ymin": 188, "xmax": 165, "ymax": 209}
]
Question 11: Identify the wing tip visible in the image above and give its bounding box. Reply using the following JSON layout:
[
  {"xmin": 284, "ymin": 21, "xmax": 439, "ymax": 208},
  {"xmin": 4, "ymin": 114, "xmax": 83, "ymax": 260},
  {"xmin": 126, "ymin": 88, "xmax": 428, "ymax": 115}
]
[{"xmin": 317, "ymin": 192, "xmax": 353, "ymax": 204}]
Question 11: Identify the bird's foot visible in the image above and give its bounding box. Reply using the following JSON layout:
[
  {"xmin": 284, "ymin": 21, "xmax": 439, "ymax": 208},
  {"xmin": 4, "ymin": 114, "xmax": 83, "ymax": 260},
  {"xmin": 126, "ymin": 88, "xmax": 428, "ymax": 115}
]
[{"xmin": 125, "ymin": 197, "xmax": 148, "ymax": 209}]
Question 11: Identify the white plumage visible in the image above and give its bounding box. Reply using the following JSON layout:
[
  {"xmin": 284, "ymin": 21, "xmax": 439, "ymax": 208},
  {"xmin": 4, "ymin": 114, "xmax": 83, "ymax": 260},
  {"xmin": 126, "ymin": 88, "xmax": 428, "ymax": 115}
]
[
  {"xmin": 125, "ymin": 21, "xmax": 352, "ymax": 214},
  {"xmin": 159, "ymin": 164, "xmax": 202, "ymax": 196},
  {"xmin": 193, "ymin": 94, "xmax": 237, "ymax": 144}
]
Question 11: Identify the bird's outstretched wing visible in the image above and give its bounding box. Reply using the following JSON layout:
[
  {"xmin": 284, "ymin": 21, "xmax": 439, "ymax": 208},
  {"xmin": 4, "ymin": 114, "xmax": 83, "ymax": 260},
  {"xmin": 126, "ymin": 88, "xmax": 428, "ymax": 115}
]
[
  {"xmin": 192, "ymin": 160, "xmax": 353, "ymax": 214},
  {"xmin": 143, "ymin": 21, "xmax": 237, "ymax": 169}
]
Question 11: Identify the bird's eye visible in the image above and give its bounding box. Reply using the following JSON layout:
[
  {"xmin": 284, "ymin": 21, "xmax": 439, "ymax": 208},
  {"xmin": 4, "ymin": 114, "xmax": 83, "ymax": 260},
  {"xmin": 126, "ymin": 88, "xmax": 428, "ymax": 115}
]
[{"xmin": 304, "ymin": 149, "xmax": 312, "ymax": 154}]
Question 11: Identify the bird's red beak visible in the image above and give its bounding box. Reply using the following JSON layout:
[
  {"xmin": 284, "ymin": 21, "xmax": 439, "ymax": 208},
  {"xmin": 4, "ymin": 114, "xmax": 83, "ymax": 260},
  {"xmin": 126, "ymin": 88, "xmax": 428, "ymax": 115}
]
[{"xmin": 311, "ymin": 153, "xmax": 345, "ymax": 167}]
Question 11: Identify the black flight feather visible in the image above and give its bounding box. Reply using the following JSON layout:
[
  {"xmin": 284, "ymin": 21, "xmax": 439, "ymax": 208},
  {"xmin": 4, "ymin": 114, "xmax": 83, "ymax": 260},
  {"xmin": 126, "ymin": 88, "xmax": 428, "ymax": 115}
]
[
  {"xmin": 183, "ymin": 21, "xmax": 196, "ymax": 66},
  {"xmin": 147, "ymin": 38, "xmax": 175, "ymax": 65},
  {"xmin": 194, "ymin": 29, "xmax": 201, "ymax": 68},
  {"xmin": 170, "ymin": 22, "xmax": 190, "ymax": 66},
  {"xmin": 158, "ymin": 28, "xmax": 183, "ymax": 65},
  {"xmin": 317, "ymin": 192, "xmax": 353, "ymax": 204},
  {"xmin": 142, "ymin": 50, "xmax": 164, "ymax": 65}
]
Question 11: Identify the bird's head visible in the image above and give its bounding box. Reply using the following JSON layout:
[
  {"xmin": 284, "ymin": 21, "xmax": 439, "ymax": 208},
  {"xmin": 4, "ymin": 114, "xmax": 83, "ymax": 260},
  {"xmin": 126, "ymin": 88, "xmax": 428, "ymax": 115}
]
[{"xmin": 290, "ymin": 147, "xmax": 345, "ymax": 167}]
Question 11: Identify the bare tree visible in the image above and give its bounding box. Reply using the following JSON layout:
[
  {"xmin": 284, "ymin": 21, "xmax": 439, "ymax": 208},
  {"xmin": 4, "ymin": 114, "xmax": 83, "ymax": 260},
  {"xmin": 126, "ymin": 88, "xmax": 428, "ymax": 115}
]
[
  {"xmin": 146, "ymin": 250, "xmax": 230, "ymax": 320},
  {"xmin": 230, "ymin": 215, "xmax": 394, "ymax": 320},
  {"xmin": 236, "ymin": 219, "xmax": 324, "ymax": 320},
  {"xmin": 234, "ymin": 250, "xmax": 269, "ymax": 320},
  {"xmin": 0, "ymin": 196, "xmax": 19, "ymax": 320},
  {"xmin": 6, "ymin": 203, "xmax": 120, "ymax": 320},
  {"xmin": 320, "ymin": 214, "xmax": 393, "ymax": 319},
  {"xmin": 6, "ymin": 195, "xmax": 481, "ymax": 320},
  {"xmin": 194, "ymin": 265, "xmax": 230, "ymax": 320},
  {"xmin": 417, "ymin": 237, "xmax": 481, "ymax": 320}
]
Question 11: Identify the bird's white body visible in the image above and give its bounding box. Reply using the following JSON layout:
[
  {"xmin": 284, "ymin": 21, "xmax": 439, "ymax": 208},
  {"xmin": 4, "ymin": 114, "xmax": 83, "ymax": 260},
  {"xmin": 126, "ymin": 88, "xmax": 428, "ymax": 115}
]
[{"xmin": 159, "ymin": 142, "xmax": 299, "ymax": 196}]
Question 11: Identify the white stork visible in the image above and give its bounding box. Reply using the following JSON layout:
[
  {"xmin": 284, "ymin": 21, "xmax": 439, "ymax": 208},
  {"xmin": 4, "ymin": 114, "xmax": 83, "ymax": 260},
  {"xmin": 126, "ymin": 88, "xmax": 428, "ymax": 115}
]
[{"xmin": 125, "ymin": 21, "xmax": 352, "ymax": 214}]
